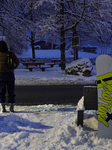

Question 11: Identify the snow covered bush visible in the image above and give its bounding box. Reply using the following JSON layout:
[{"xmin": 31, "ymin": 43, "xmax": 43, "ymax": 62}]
[{"xmin": 65, "ymin": 58, "xmax": 93, "ymax": 77}]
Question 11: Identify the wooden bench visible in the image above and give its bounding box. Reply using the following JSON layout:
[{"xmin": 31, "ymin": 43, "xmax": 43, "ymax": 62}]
[
  {"xmin": 82, "ymin": 47, "xmax": 97, "ymax": 53},
  {"xmin": 28, "ymin": 67, "xmax": 35, "ymax": 72},
  {"xmin": 23, "ymin": 62, "xmax": 45, "ymax": 72},
  {"xmin": 40, "ymin": 65, "xmax": 50, "ymax": 71},
  {"xmin": 77, "ymin": 86, "xmax": 97, "ymax": 127},
  {"xmin": 51, "ymin": 59, "xmax": 61, "ymax": 67},
  {"xmin": 23, "ymin": 62, "xmax": 45, "ymax": 68},
  {"xmin": 46, "ymin": 63, "xmax": 55, "ymax": 68},
  {"xmin": 28, "ymin": 66, "xmax": 50, "ymax": 72}
]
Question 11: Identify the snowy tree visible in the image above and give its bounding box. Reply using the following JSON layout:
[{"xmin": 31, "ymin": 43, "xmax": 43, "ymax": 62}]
[
  {"xmin": 23, "ymin": 0, "xmax": 40, "ymax": 58},
  {"xmin": 0, "ymin": 0, "xmax": 55, "ymax": 57},
  {"xmin": 43, "ymin": 0, "xmax": 112, "ymax": 70},
  {"xmin": 64, "ymin": 0, "xmax": 112, "ymax": 59},
  {"xmin": 18, "ymin": 0, "xmax": 55, "ymax": 58},
  {"xmin": 0, "ymin": 0, "xmax": 29, "ymax": 54},
  {"xmin": 0, "ymin": 0, "xmax": 112, "ymax": 63}
]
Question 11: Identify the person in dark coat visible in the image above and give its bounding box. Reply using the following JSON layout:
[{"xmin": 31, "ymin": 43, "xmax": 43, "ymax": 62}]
[{"xmin": 0, "ymin": 41, "xmax": 19, "ymax": 112}]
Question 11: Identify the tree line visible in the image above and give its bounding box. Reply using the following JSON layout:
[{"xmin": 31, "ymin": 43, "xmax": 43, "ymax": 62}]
[{"xmin": 0, "ymin": 0, "xmax": 112, "ymax": 70}]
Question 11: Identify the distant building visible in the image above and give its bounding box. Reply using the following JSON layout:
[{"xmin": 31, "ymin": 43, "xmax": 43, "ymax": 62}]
[{"xmin": 34, "ymin": 41, "xmax": 57, "ymax": 50}]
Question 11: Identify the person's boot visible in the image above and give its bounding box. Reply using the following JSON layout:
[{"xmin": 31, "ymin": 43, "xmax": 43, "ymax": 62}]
[
  {"xmin": 1, "ymin": 103, "xmax": 7, "ymax": 112},
  {"xmin": 9, "ymin": 103, "xmax": 14, "ymax": 112}
]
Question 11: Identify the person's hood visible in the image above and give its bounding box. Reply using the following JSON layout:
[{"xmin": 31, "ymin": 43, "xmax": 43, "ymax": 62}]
[{"xmin": 0, "ymin": 41, "xmax": 8, "ymax": 52}]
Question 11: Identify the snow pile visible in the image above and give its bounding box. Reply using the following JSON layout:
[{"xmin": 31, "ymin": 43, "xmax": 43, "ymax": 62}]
[
  {"xmin": 15, "ymin": 68, "xmax": 96, "ymax": 85},
  {"xmin": 77, "ymin": 96, "xmax": 85, "ymax": 111},
  {"xmin": 0, "ymin": 105, "xmax": 112, "ymax": 150},
  {"xmin": 65, "ymin": 58, "xmax": 93, "ymax": 76},
  {"xmin": 84, "ymin": 117, "xmax": 98, "ymax": 131}
]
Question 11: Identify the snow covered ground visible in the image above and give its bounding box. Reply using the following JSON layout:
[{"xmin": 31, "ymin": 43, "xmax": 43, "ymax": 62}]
[
  {"xmin": 15, "ymin": 50, "xmax": 97, "ymax": 85},
  {"xmin": 0, "ymin": 105, "xmax": 112, "ymax": 150},
  {"xmin": 0, "ymin": 49, "xmax": 112, "ymax": 150}
]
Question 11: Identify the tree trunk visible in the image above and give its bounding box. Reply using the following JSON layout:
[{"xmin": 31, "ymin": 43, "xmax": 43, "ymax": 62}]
[
  {"xmin": 31, "ymin": 32, "xmax": 35, "ymax": 59},
  {"xmin": 31, "ymin": 43, "xmax": 35, "ymax": 59},
  {"xmin": 60, "ymin": 27, "xmax": 65, "ymax": 70},
  {"xmin": 30, "ymin": 1, "xmax": 35, "ymax": 59},
  {"xmin": 74, "ymin": 46, "xmax": 78, "ymax": 60},
  {"xmin": 60, "ymin": 0, "xmax": 65, "ymax": 70},
  {"xmin": 73, "ymin": 29, "xmax": 78, "ymax": 60}
]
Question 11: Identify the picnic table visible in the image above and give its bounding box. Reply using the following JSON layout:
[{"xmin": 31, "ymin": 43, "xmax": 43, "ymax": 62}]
[
  {"xmin": 23, "ymin": 62, "xmax": 50, "ymax": 72},
  {"xmin": 23, "ymin": 62, "xmax": 45, "ymax": 68},
  {"xmin": 51, "ymin": 59, "xmax": 61, "ymax": 67}
]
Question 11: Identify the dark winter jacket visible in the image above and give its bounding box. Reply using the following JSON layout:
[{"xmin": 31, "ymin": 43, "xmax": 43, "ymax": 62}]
[{"xmin": 0, "ymin": 41, "xmax": 19, "ymax": 72}]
